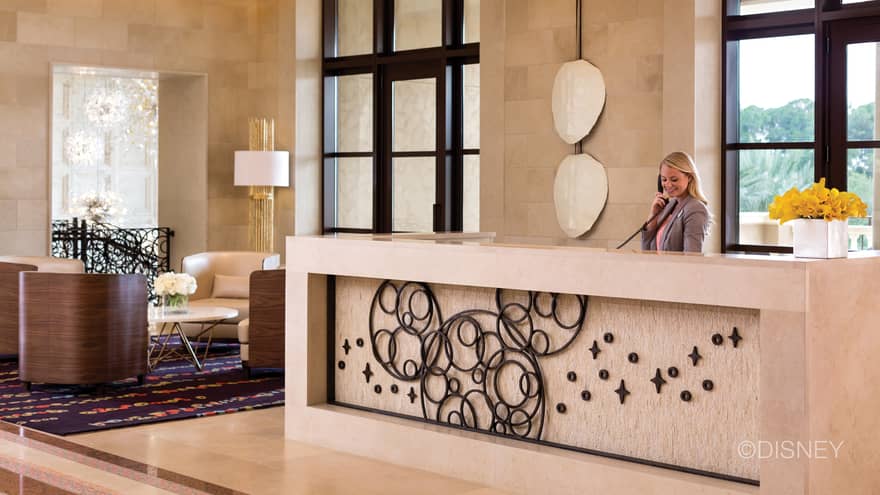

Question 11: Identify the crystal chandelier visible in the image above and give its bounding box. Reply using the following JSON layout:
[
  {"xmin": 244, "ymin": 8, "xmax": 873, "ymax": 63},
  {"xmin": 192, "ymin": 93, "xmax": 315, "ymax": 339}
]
[
  {"xmin": 69, "ymin": 191, "xmax": 127, "ymax": 225},
  {"xmin": 126, "ymin": 79, "xmax": 158, "ymax": 140},
  {"xmin": 64, "ymin": 131, "xmax": 102, "ymax": 166},
  {"xmin": 84, "ymin": 83, "xmax": 130, "ymax": 129}
]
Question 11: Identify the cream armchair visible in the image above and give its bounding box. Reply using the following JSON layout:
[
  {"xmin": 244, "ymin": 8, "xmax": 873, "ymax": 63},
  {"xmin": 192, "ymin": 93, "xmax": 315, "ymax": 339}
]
[{"xmin": 180, "ymin": 251, "xmax": 280, "ymax": 339}]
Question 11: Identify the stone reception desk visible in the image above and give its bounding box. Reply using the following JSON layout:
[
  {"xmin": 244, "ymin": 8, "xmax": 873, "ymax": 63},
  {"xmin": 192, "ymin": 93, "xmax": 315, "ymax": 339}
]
[{"xmin": 284, "ymin": 234, "xmax": 880, "ymax": 495}]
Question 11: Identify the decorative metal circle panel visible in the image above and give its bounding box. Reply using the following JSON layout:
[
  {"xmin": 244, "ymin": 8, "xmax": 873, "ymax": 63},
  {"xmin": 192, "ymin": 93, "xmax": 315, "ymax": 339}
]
[
  {"xmin": 367, "ymin": 281, "xmax": 587, "ymax": 439},
  {"xmin": 333, "ymin": 277, "xmax": 760, "ymax": 483}
]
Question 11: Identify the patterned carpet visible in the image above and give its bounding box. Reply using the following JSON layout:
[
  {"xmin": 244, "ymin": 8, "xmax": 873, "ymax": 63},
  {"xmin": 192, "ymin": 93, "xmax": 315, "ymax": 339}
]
[{"xmin": 0, "ymin": 344, "xmax": 284, "ymax": 435}]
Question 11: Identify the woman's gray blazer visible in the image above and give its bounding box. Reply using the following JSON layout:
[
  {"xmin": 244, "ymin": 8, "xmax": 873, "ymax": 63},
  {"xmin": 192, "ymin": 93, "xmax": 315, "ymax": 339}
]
[{"xmin": 641, "ymin": 195, "xmax": 709, "ymax": 253}]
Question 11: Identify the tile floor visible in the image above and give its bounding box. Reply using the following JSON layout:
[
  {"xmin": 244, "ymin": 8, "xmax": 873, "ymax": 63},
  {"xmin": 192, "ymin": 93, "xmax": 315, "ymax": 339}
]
[{"xmin": 64, "ymin": 407, "xmax": 512, "ymax": 494}]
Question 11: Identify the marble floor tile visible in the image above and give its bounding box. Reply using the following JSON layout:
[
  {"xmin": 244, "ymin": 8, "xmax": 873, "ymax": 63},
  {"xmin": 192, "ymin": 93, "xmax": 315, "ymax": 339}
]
[{"xmin": 69, "ymin": 407, "xmax": 513, "ymax": 495}]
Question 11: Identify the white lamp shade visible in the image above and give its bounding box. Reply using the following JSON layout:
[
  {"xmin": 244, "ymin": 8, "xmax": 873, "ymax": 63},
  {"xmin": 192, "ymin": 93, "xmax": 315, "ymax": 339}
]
[{"xmin": 234, "ymin": 151, "xmax": 290, "ymax": 187}]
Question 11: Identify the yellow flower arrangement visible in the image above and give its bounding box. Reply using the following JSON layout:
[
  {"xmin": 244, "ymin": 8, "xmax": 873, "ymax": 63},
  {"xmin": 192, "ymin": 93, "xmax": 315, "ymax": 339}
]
[{"xmin": 768, "ymin": 178, "xmax": 868, "ymax": 224}]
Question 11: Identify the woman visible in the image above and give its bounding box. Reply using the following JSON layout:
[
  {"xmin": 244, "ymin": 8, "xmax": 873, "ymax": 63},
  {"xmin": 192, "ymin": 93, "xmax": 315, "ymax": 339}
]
[{"xmin": 641, "ymin": 151, "xmax": 710, "ymax": 253}]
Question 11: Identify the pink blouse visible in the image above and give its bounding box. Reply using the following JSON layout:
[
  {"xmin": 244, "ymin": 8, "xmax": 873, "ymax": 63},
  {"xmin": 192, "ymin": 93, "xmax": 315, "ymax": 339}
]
[{"xmin": 656, "ymin": 213, "xmax": 673, "ymax": 252}]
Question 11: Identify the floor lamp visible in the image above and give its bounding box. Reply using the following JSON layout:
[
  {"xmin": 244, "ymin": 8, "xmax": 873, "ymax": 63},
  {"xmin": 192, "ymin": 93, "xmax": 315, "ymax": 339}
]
[{"xmin": 234, "ymin": 118, "xmax": 289, "ymax": 252}]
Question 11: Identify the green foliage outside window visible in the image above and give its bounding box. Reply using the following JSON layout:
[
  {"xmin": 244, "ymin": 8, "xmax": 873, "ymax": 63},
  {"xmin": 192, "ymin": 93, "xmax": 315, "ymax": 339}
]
[{"xmin": 738, "ymin": 100, "xmax": 876, "ymax": 215}]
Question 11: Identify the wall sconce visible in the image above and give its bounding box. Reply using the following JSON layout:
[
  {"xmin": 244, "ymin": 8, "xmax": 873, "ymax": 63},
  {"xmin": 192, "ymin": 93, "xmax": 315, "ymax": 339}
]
[{"xmin": 234, "ymin": 118, "xmax": 289, "ymax": 252}]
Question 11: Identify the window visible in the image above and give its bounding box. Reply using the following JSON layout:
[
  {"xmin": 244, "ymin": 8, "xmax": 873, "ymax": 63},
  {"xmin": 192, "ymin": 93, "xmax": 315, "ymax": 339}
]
[
  {"xmin": 323, "ymin": 0, "xmax": 480, "ymax": 234},
  {"xmin": 723, "ymin": 0, "xmax": 880, "ymax": 252},
  {"xmin": 52, "ymin": 66, "xmax": 159, "ymax": 228}
]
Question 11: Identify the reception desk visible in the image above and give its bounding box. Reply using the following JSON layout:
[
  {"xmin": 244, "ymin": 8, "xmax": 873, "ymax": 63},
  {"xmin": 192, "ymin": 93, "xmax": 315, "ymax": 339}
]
[{"xmin": 285, "ymin": 234, "xmax": 880, "ymax": 494}]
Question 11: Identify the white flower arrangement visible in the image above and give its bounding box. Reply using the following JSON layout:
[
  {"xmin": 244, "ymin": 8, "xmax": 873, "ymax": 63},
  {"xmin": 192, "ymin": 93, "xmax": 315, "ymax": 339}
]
[
  {"xmin": 154, "ymin": 272, "xmax": 197, "ymax": 297},
  {"xmin": 70, "ymin": 191, "xmax": 127, "ymax": 225}
]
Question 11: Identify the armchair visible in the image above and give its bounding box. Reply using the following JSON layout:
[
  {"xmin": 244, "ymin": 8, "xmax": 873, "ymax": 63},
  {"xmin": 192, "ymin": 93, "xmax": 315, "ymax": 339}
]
[
  {"xmin": 0, "ymin": 256, "xmax": 84, "ymax": 273},
  {"xmin": 237, "ymin": 269, "xmax": 285, "ymax": 375},
  {"xmin": 180, "ymin": 251, "xmax": 280, "ymax": 339},
  {"xmin": 0, "ymin": 257, "xmax": 84, "ymax": 357},
  {"xmin": 18, "ymin": 272, "xmax": 148, "ymax": 390},
  {"xmin": 0, "ymin": 262, "xmax": 36, "ymax": 356}
]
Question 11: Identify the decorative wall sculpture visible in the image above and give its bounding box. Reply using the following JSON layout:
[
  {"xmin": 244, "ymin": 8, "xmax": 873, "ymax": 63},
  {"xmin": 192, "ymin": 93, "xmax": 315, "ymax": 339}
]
[
  {"xmin": 549, "ymin": 2, "xmax": 611, "ymax": 239},
  {"xmin": 550, "ymin": 59, "xmax": 609, "ymax": 238},
  {"xmin": 553, "ymin": 154, "xmax": 609, "ymax": 238},
  {"xmin": 333, "ymin": 276, "xmax": 760, "ymax": 484},
  {"xmin": 368, "ymin": 281, "xmax": 586, "ymax": 439},
  {"xmin": 551, "ymin": 60, "xmax": 606, "ymax": 145}
]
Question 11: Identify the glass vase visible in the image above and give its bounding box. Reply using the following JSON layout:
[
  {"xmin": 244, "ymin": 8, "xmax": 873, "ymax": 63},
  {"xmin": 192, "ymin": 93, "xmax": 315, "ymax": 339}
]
[{"xmin": 162, "ymin": 293, "xmax": 189, "ymax": 315}]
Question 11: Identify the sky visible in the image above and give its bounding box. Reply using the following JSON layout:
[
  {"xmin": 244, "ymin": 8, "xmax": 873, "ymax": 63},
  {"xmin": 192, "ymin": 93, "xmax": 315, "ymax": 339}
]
[
  {"xmin": 737, "ymin": 0, "xmax": 878, "ymax": 110},
  {"xmin": 739, "ymin": 35, "xmax": 877, "ymax": 109}
]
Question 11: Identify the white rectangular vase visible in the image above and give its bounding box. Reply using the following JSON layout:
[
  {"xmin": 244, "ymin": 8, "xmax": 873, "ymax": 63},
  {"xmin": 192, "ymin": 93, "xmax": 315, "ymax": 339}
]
[{"xmin": 792, "ymin": 218, "xmax": 848, "ymax": 258}]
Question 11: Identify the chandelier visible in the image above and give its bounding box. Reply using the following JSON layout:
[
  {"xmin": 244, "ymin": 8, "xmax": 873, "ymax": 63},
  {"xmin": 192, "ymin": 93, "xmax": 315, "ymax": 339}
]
[
  {"xmin": 125, "ymin": 78, "xmax": 158, "ymax": 140},
  {"xmin": 64, "ymin": 131, "xmax": 102, "ymax": 166},
  {"xmin": 84, "ymin": 83, "xmax": 130, "ymax": 129}
]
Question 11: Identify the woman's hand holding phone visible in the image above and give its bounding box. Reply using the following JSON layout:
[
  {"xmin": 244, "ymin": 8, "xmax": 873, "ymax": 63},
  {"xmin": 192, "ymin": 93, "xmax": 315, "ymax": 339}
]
[{"xmin": 650, "ymin": 192, "xmax": 668, "ymax": 218}]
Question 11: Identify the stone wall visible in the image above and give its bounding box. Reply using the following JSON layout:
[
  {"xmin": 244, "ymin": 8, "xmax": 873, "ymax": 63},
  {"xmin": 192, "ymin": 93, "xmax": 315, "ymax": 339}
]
[
  {"xmin": 482, "ymin": 0, "xmax": 721, "ymax": 251},
  {"xmin": 0, "ymin": 0, "xmax": 722, "ymax": 256},
  {"xmin": 0, "ymin": 0, "xmax": 296, "ymax": 258}
]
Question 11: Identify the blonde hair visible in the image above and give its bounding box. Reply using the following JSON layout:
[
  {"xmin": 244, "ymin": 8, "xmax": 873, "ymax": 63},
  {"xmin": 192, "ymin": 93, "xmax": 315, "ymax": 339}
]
[{"xmin": 660, "ymin": 151, "xmax": 709, "ymax": 205}]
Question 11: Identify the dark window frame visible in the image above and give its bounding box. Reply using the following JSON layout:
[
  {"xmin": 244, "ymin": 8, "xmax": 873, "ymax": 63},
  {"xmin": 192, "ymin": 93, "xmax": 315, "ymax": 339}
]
[
  {"xmin": 722, "ymin": 0, "xmax": 880, "ymax": 253},
  {"xmin": 322, "ymin": 0, "xmax": 479, "ymax": 234}
]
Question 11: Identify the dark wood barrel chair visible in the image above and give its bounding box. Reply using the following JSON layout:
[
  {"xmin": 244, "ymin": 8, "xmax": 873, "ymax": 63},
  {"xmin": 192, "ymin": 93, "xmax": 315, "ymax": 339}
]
[
  {"xmin": 0, "ymin": 258, "xmax": 83, "ymax": 358},
  {"xmin": 0, "ymin": 261, "xmax": 37, "ymax": 356},
  {"xmin": 238, "ymin": 269, "xmax": 285, "ymax": 376},
  {"xmin": 18, "ymin": 272, "xmax": 149, "ymax": 391}
]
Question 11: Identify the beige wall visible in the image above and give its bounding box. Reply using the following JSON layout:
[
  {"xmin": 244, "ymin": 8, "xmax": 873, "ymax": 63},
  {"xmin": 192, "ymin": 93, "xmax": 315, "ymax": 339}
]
[
  {"xmin": 158, "ymin": 74, "xmax": 207, "ymax": 271},
  {"xmin": 482, "ymin": 0, "xmax": 721, "ymax": 251},
  {"xmin": 294, "ymin": 0, "xmax": 322, "ymax": 236},
  {"xmin": 0, "ymin": 1, "xmax": 722, "ymax": 256},
  {"xmin": 0, "ymin": 0, "xmax": 295, "ymax": 257}
]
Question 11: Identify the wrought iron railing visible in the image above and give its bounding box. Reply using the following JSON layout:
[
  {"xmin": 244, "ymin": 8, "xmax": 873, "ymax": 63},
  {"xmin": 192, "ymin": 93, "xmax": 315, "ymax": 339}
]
[{"xmin": 51, "ymin": 218, "xmax": 174, "ymax": 303}]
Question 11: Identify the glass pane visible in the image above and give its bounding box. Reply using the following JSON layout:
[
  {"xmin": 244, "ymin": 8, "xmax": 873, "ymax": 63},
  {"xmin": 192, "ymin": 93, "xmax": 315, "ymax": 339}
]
[
  {"xmin": 737, "ymin": 34, "xmax": 814, "ymax": 143},
  {"xmin": 463, "ymin": 64, "xmax": 480, "ymax": 149},
  {"xmin": 464, "ymin": 0, "xmax": 480, "ymax": 43},
  {"xmin": 337, "ymin": 0, "xmax": 373, "ymax": 57},
  {"xmin": 393, "ymin": 157, "xmax": 435, "ymax": 232},
  {"xmin": 335, "ymin": 74, "xmax": 373, "ymax": 152},
  {"xmin": 734, "ymin": 0, "xmax": 813, "ymax": 15},
  {"xmin": 463, "ymin": 155, "xmax": 480, "ymax": 232},
  {"xmin": 394, "ymin": 0, "xmax": 441, "ymax": 51},
  {"xmin": 737, "ymin": 149, "xmax": 814, "ymax": 246},
  {"xmin": 842, "ymin": 0, "xmax": 874, "ymax": 4},
  {"xmin": 847, "ymin": 148, "xmax": 877, "ymax": 250},
  {"xmin": 336, "ymin": 157, "xmax": 373, "ymax": 229},
  {"xmin": 393, "ymin": 78, "xmax": 436, "ymax": 152},
  {"xmin": 52, "ymin": 71, "xmax": 159, "ymax": 228},
  {"xmin": 847, "ymin": 42, "xmax": 878, "ymax": 141}
]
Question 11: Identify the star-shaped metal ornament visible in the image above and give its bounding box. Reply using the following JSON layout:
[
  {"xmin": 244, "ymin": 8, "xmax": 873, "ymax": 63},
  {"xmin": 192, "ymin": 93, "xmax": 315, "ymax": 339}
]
[
  {"xmin": 650, "ymin": 368, "xmax": 667, "ymax": 393},
  {"xmin": 729, "ymin": 327, "xmax": 742, "ymax": 348},
  {"xmin": 362, "ymin": 362, "xmax": 373, "ymax": 383},
  {"xmin": 614, "ymin": 380, "xmax": 630, "ymax": 404},
  {"xmin": 589, "ymin": 340, "xmax": 601, "ymax": 359},
  {"xmin": 688, "ymin": 346, "xmax": 702, "ymax": 366}
]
